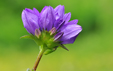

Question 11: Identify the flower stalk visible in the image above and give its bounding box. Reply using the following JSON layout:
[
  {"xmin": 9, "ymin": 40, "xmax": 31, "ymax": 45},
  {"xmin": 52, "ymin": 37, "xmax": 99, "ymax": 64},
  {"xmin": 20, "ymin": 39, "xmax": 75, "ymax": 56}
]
[{"xmin": 33, "ymin": 45, "xmax": 45, "ymax": 71}]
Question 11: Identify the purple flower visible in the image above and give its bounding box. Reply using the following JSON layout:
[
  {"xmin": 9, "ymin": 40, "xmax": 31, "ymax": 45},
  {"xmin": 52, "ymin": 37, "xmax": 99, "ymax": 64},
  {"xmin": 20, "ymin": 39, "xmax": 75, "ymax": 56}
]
[{"xmin": 22, "ymin": 5, "xmax": 82, "ymax": 45}]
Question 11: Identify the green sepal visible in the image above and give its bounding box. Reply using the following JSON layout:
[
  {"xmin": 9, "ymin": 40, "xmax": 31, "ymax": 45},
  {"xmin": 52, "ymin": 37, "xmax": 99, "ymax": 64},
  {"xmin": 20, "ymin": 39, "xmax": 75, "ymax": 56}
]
[
  {"xmin": 20, "ymin": 35, "xmax": 42, "ymax": 45},
  {"xmin": 58, "ymin": 44, "xmax": 69, "ymax": 51},
  {"xmin": 44, "ymin": 48, "xmax": 57, "ymax": 55}
]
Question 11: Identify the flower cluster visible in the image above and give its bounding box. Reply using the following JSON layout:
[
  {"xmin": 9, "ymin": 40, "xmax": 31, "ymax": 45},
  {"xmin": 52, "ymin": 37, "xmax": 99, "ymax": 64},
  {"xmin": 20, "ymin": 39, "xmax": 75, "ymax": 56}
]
[{"xmin": 22, "ymin": 5, "xmax": 82, "ymax": 54}]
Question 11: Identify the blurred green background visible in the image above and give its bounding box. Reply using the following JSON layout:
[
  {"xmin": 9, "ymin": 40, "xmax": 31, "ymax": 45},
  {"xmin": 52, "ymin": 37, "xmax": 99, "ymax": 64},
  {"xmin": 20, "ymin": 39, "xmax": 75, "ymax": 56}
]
[{"xmin": 0, "ymin": 0, "xmax": 113, "ymax": 71}]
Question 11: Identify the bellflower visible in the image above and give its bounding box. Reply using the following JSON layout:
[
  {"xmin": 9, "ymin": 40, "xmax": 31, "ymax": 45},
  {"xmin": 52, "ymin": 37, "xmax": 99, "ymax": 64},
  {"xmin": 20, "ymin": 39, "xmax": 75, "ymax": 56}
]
[
  {"xmin": 22, "ymin": 5, "xmax": 82, "ymax": 46},
  {"xmin": 21, "ymin": 5, "xmax": 82, "ymax": 71}
]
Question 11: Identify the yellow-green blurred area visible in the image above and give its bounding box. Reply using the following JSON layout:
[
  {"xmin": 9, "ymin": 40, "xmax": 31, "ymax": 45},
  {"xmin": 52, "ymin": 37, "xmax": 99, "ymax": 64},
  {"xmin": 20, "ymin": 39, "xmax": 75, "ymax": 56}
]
[{"xmin": 0, "ymin": 0, "xmax": 113, "ymax": 71}]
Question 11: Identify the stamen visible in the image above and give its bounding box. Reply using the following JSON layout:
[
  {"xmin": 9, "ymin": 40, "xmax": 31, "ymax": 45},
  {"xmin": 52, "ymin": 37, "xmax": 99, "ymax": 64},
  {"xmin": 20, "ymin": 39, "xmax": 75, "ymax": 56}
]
[
  {"xmin": 49, "ymin": 27, "xmax": 56, "ymax": 35},
  {"xmin": 35, "ymin": 29, "xmax": 41, "ymax": 38}
]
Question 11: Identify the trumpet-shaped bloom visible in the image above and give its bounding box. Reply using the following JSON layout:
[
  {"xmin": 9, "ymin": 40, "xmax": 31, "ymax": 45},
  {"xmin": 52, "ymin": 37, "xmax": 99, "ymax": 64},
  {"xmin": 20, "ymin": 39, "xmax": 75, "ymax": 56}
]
[{"xmin": 22, "ymin": 5, "xmax": 82, "ymax": 45}]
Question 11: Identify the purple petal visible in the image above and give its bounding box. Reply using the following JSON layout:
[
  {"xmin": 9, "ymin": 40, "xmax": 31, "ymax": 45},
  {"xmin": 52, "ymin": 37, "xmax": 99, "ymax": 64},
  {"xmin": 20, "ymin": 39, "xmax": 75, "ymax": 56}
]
[
  {"xmin": 63, "ymin": 12, "xmax": 71, "ymax": 24},
  {"xmin": 54, "ymin": 5, "xmax": 64, "ymax": 20},
  {"xmin": 56, "ymin": 21, "xmax": 65, "ymax": 30},
  {"xmin": 59, "ymin": 19, "xmax": 78, "ymax": 30},
  {"xmin": 60, "ymin": 23, "xmax": 82, "ymax": 44},
  {"xmin": 33, "ymin": 8, "xmax": 40, "ymax": 16},
  {"xmin": 22, "ymin": 10, "xmax": 33, "ymax": 34},
  {"xmin": 22, "ymin": 9, "xmax": 39, "ymax": 35},
  {"xmin": 68, "ymin": 19, "xmax": 78, "ymax": 24},
  {"xmin": 25, "ymin": 8, "xmax": 34, "ymax": 13},
  {"xmin": 54, "ymin": 18, "xmax": 63, "ymax": 28},
  {"xmin": 61, "ymin": 34, "xmax": 79, "ymax": 44},
  {"xmin": 40, "ymin": 6, "xmax": 48, "ymax": 15},
  {"xmin": 40, "ymin": 6, "xmax": 55, "ymax": 31},
  {"xmin": 40, "ymin": 6, "xmax": 48, "ymax": 30}
]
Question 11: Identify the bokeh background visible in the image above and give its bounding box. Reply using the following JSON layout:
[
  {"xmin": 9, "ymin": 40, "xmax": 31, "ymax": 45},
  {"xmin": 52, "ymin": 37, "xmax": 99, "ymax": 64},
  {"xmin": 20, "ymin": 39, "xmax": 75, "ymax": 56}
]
[{"xmin": 0, "ymin": 0, "xmax": 113, "ymax": 71}]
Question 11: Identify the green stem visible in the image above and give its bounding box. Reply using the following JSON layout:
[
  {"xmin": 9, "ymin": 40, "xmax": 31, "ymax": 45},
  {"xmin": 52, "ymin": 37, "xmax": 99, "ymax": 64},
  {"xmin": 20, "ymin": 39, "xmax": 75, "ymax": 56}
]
[{"xmin": 33, "ymin": 45, "xmax": 45, "ymax": 71}]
